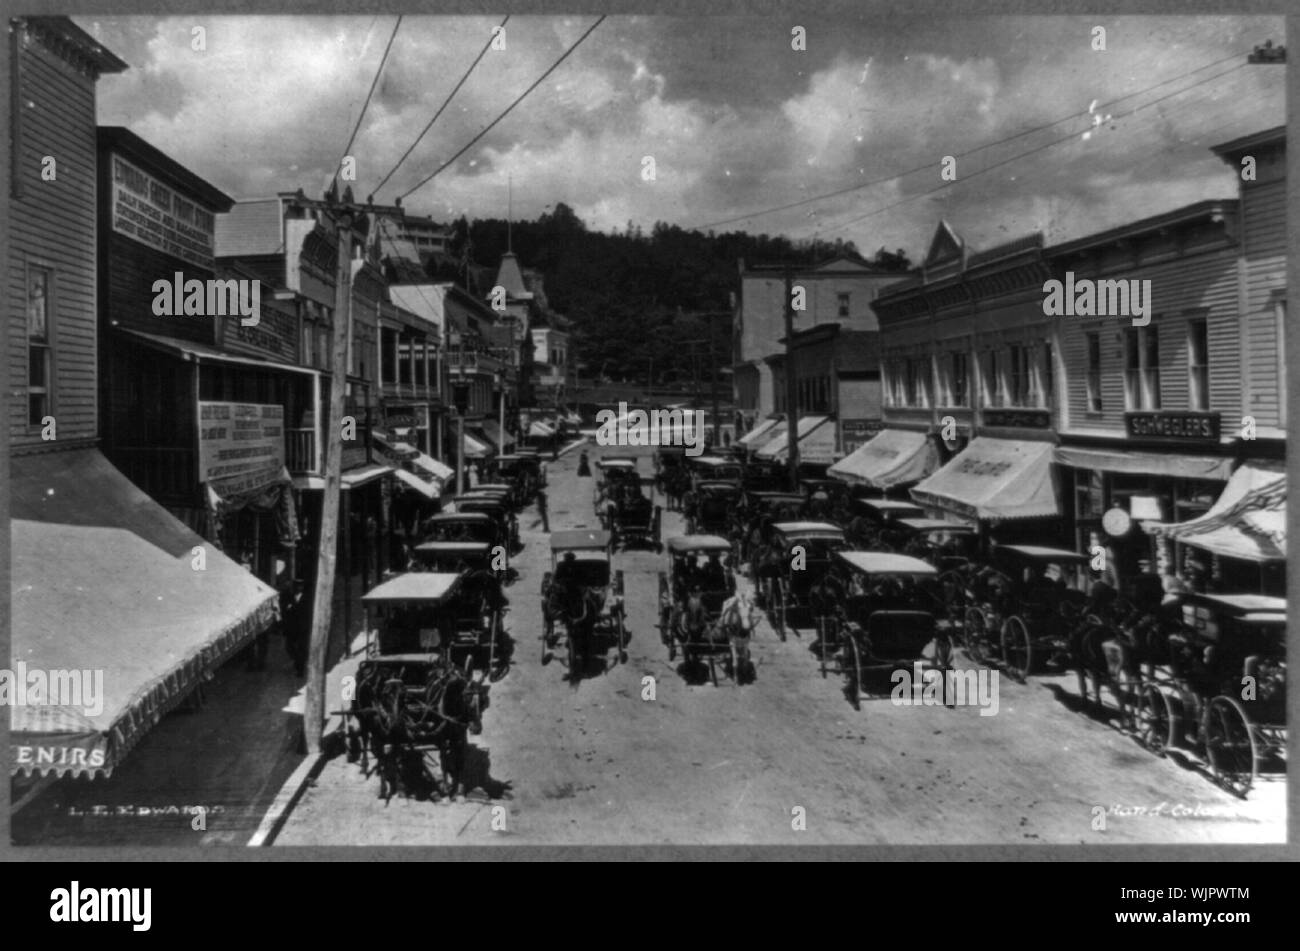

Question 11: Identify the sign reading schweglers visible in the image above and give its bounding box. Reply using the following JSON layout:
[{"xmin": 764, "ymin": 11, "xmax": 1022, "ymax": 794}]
[
  {"xmin": 50, "ymin": 882, "xmax": 151, "ymax": 931},
  {"xmin": 198, "ymin": 402, "xmax": 286, "ymax": 497}
]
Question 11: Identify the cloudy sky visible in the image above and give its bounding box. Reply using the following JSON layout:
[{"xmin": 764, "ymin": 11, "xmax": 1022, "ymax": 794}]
[{"xmin": 83, "ymin": 14, "xmax": 1284, "ymax": 259}]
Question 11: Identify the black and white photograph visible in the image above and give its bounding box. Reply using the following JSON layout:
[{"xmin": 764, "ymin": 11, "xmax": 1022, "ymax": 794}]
[{"xmin": 4, "ymin": 10, "xmax": 1291, "ymax": 854}]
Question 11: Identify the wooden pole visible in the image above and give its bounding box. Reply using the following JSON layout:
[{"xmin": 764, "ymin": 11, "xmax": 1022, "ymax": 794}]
[
  {"xmin": 783, "ymin": 267, "xmax": 799, "ymax": 491},
  {"xmin": 304, "ymin": 206, "xmax": 354, "ymax": 754}
]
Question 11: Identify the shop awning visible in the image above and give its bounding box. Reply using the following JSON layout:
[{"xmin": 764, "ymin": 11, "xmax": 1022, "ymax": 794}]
[
  {"xmin": 372, "ymin": 429, "xmax": 419, "ymax": 460},
  {"xmin": 10, "ymin": 450, "xmax": 278, "ymax": 779},
  {"xmin": 738, "ymin": 417, "xmax": 782, "ymax": 448},
  {"xmin": 1147, "ymin": 461, "xmax": 1286, "ymax": 563},
  {"xmin": 476, "ymin": 420, "xmax": 515, "ymax": 451},
  {"xmin": 291, "ymin": 464, "xmax": 394, "ymax": 492},
  {"xmin": 528, "ymin": 420, "xmax": 556, "ymax": 439},
  {"xmin": 910, "ymin": 437, "xmax": 1060, "ymax": 522},
  {"xmin": 756, "ymin": 416, "xmax": 834, "ymax": 463},
  {"xmin": 1053, "ymin": 445, "xmax": 1233, "ymax": 481},
  {"xmin": 828, "ymin": 429, "xmax": 937, "ymax": 489},
  {"xmin": 463, "ymin": 433, "xmax": 491, "ymax": 459},
  {"xmin": 411, "ymin": 452, "xmax": 453, "ymax": 483},
  {"xmin": 392, "ymin": 467, "xmax": 440, "ymax": 500}
]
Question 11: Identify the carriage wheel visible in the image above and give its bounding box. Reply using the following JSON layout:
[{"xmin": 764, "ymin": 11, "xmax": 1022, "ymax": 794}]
[
  {"xmin": 1001, "ymin": 616, "xmax": 1032, "ymax": 683},
  {"xmin": 462, "ymin": 652, "xmax": 476, "ymax": 678},
  {"xmin": 1134, "ymin": 684, "xmax": 1174, "ymax": 755},
  {"xmin": 1205, "ymin": 696, "xmax": 1257, "ymax": 798},
  {"xmin": 845, "ymin": 637, "xmax": 863, "ymax": 711},
  {"xmin": 964, "ymin": 608, "xmax": 989, "ymax": 665}
]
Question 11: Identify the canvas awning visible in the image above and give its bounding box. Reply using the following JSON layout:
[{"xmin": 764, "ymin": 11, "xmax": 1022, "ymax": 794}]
[
  {"xmin": 476, "ymin": 420, "xmax": 515, "ymax": 451},
  {"xmin": 828, "ymin": 429, "xmax": 937, "ymax": 489},
  {"xmin": 462, "ymin": 432, "xmax": 491, "ymax": 459},
  {"xmin": 291, "ymin": 464, "xmax": 394, "ymax": 492},
  {"xmin": 1147, "ymin": 461, "xmax": 1286, "ymax": 563},
  {"xmin": 738, "ymin": 417, "xmax": 782, "ymax": 448},
  {"xmin": 411, "ymin": 451, "xmax": 453, "ymax": 483},
  {"xmin": 528, "ymin": 420, "xmax": 556, "ymax": 439},
  {"xmin": 756, "ymin": 416, "xmax": 834, "ymax": 463},
  {"xmin": 393, "ymin": 467, "xmax": 440, "ymax": 500},
  {"xmin": 10, "ymin": 450, "xmax": 278, "ymax": 779},
  {"xmin": 910, "ymin": 437, "xmax": 1060, "ymax": 522},
  {"xmin": 1053, "ymin": 445, "xmax": 1233, "ymax": 481}
]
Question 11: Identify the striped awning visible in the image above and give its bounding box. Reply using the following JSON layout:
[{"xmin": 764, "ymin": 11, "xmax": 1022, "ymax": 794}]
[{"xmin": 1147, "ymin": 462, "xmax": 1286, "ymax": 563}]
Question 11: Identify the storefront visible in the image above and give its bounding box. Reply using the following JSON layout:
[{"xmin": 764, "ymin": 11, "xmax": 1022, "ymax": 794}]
[
  {"xmin": 737, "ymin": 416, "xmax": 784, "ymax": 453},
  {"xmin": 828, "ymin": 428, "xmax": 939, "ymax": 493},
  {"xmin": 1146, "ymin": 460, "xmax": 1286, "ymax": 596},
  {"xmin": 1053, "ymin": 443, "xmax": 1234, "ymax": 586}
]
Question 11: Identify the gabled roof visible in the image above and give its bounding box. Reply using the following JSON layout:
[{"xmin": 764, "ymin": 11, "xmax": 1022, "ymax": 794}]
[
  {"xmin": 215, "ymin": 199, "xmax": 285, "ymax": 257},
  {"xmin": 1210, "ymin": 125, "xmax": 1285, "ymax": 161},
  {"xmin": 923, "ymin": 220, "xmax": 965, "ymax": 270}
]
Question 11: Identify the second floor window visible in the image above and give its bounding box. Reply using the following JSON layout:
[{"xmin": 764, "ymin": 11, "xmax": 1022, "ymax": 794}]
[
  {"xmin": 949, "ymin": 351, "xmax": 968, "ymax": 407},
  {"xmin": 981, "ymin": 350, "xmax": 1002, "ymax": 408},
  {"xmin": 1124, "ymin": 326, "xmax": 1161, "ymax": 410},
  {"xmin": 1086, "ymin": 332, "xmax": 1102, "ymax": 413},
  {"xmin": 1008, "ymin": 344, "xmax": 1032, "ymax": 407},
  {"xmin": 837, "ymin": 293, "xmax": 850, "ymax": 318},
  {"xmin": 1187, "ymin": 318, "xmax": 1209, "ymax": 411},
  {"xmin": 27, "ymin": 267, "xmax": 52, "ymax": 426}
]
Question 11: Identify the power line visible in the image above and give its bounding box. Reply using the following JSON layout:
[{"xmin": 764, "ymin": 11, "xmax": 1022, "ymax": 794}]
[
  {"xmin": 400, "ymin": 16, "xmax": 606, "ymax": 201},
  {"xmin": 688, "ymin": 48, "xmax": 1251, "ymax": 232},
  {"xmin": 373, "ymin": 15, "xmax": 510, "ymax": 197},
  {"xmin": 334, "ymin": 15, "xmax": 403, "ymax": 188},
  {"xmin": 797, "ymin": 61, "xmax": 1249, "ymax": 240}
]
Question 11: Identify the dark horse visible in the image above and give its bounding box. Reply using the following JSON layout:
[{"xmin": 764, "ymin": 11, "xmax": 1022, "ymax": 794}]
[
  {"xmin": 349, "ymin": 660, "xmax": 490, "ymax": 802},
  {"xmin": 544, "ymin": 578, "xmax": 601, "ymax": 681}
]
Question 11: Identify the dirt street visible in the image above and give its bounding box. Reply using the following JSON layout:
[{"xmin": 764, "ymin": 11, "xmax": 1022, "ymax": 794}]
[{"xmin": 274, "ymin": 442, "xmax": 1285, "ymax": 846}]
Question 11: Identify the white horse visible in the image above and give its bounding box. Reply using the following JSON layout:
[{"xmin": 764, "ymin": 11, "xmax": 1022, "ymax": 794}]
[{"xmin": 717, "ymin": 591, "xmax": 759, "ymax": 684}]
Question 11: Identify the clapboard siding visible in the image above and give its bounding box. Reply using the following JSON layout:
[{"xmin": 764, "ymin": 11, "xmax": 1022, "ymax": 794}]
[
  {"xmin": 1240, "ymin": 179, "xmax": 1286, "ymax": 427},
  {"xmin": 9, "ymin": 36, "xmax": 100, "ymax": 447},
  {"xmin": 104, "ymin": 232, "xmax": 219, "ymax": 346},
  {"xmin": 1059, "ymin": 244, "xmax": 1240, "ymax": 432}
]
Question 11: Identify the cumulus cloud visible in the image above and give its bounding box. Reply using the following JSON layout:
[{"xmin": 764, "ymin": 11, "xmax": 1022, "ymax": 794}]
[{"xmin": 88, "ymin": 13, "xmax": 1284, "ymax": 258}]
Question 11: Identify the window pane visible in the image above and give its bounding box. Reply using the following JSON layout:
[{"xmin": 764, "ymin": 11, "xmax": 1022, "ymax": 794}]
[
  {"xmin": 28, "ymin": 270, "xmax": 49, "ymax": 339},
  {"xmin": 29, "ymin": 345, "xmax": 47, "ymax": 388}
]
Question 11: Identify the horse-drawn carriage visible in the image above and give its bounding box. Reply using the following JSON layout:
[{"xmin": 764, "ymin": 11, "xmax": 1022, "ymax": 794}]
[
  {"xmin": 890, "ymin": 518, "xmax": 979, "ymax": 568},
  {"xmin": 344, "ymin": 573, "xmax": 493, "ymax": 801},
  {"xmin": 593, "ymin": 457, "xmax": 641, "ymax": 510},
  {"xmin": 843, "ymin": 498, "xmax": 926, "ymax": 550},
  {"xmin": 734, "ymin": 492, "xmax": 807, "ymax": 563},
  {"xmin": 756, "ymin": 521, "xmax": 849, "ymax": 640},
  {"xmin": 959, "ymin": 544, "xmax": 1091, "ymax": 682},
  {"xmin": 453, "ymin": 492, "xmax": 520, "ymax": 553},
  {"xmin": 687, "ymin": 455, "xmax": 744, "ymax": 489},
  {"xmin": 686, "ymin": 480, "xmax": 743, "ymax": 537},
  {"xmin": 654, "ymin": 446, "xmax": 691, "ymax": 509},
  {"xmin": 493, "ymin": 454, "xmax": 540, "ymax": 506},
  {"xmin": 540, "ymin": 530, "xmax": 628, "ymax": 681},
  {"xmin": 816, "ymin": 551, "xmax": 945, "ymax": 708},
  {"xmin": 1133, "ymin": 592, "xmax": 1287, "ymax": 797},
  {"xmin": 410, "ymin": 539, "xmax": 506, "ymax": 582},
  {"xmin": 657, "ymin": 535, "xmax": 755, "ymax": 686}
]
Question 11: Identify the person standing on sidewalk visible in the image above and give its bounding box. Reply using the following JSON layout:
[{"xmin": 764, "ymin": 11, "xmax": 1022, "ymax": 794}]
[{"xmin": 536, "ymin": 486, "xmax": 550, "ymax": 532}]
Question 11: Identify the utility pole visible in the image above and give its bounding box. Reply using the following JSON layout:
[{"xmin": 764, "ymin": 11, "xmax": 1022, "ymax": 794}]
[
  {"xmin": 709, "ymin": 312, "xmax": 721, "ymax": 447},
  {"xmin": 305, "ymin": 188, "xmax": 363, "ymax": 755},
  {"xmin": 783, "ymin": 266, "xmax": 799, "ymax": 491}
]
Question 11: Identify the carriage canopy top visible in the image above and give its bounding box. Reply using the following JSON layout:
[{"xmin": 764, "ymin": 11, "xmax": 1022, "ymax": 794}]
[
  {"xmin": 428, "ymin": 511, "xmax": 493, "ymax": 524},
  {"xmin": 414, "ymin": 541, "xmax": 493, "ymax": 556},
  {"xmin": 551, "ymin": 529, "xmax": 613, "ymax": 552},
  {"xmin": 854, "ymin": 499, "xmax": 927, "ymax": 519},
  {"xmin": 362, "ymin": 572, "xmax": 463, "ymax": 603},
  {"xmin": 835, "ymin": 551, "xmax": 938, "ymax": 577},
  {"xmin": 667, "ymin": 534, "xmax": 734, "ymax": 554},
  {"xmin": 596, "ymin": 457, "xmax": 638, "ymax": 469},
  {"xmin": 772, "ymin": 521, "xmax": 844, "ymax": 538},
  {"xmin": 896, "ymin": 518, "xmax": 976, "ymax": 534},
  {"xmin": 992, "ymin": 544, "xmax": 1091, "ymax": 564}
]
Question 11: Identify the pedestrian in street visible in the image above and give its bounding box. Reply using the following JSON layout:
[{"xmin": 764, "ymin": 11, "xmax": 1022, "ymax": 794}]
[
  {"xmin": 539, "ymin": 459, "xmax": 549, "ymax": 488},
  {"xmin": 536, "ymin": 486, "xmax": 550, "ymax": 532},
  {"xmin": 577, "ymin": 450, "xmax": 591, "ymax": 477}
]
